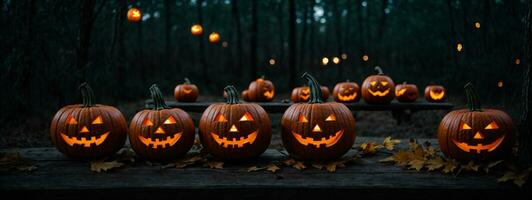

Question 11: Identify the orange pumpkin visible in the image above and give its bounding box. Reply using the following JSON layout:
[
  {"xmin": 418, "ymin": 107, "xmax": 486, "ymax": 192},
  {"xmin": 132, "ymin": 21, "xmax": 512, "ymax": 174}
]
[
  {"xmin": 245, "ymin": 77, "xmax": 275, "ymax": 102},
  {"xmin": 174, "ymin": 78, "xmax": 199, "ymax": 102},
  {"xmin": 127, "ymin": 8, "xmax": 141, "ymax": 22},
  {"xmin": 291, "ymin": 86, "xmax": 329, "ymax": 103},
  {"xmin": 361, "ymin": 66, "xmax": 395, "ymax": 104},
  {"xmin": 332, "ymin": 81, "xmax": 360, "ymax": 103},
  {"xmin": 395, "ymin": 82, "xmax": 418, "ymax": 102},
  {"xmin": 425, "ymin": 85, "xmax": 446, "ymax": 102}
]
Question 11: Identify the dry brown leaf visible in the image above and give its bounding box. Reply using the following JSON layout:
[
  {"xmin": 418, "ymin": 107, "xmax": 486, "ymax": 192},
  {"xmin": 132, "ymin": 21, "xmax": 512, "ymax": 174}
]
[
  {"xmin": 359, "ymin": 142, "xmax": 383, "ymax": 155},
  {"xmin": 324, "ymin": 160, "xmax": 347, "ymax": 172},
  {"xmin": 205, "ymin": 161, "xmax": 224, "ymax": 169},
  {"xmin": 383, "ymin": 137, "xmax": 401, "ymax": 150},
  {"xmin": 90, "ymin": 160, "xmax": 123, "ymax": 173},
  {"xmin": 461, "ymin": 161, "xmax": 481, "ymax": 172},
  {"xmin": 283, "ymin": 159, "xmax": 296, "ymax": 166},
  {"xmin": 247, "ymin": 166, "xmax": 265, "ymax": 172},
  {"xmin": 266, "ymin": 164, "xmax": 280, "ymax": 173},
  {"xmin": 311, "ymin": 162, "xmax": 324, "ymax": 170},
  {"xmin": 292, "ymin": 161, "xmax": 306, "ymax": 170},
  {"xmin": 408, "ymin": 138, "xmax": 419, "ymax": 150},
  {"xmin": 426, "ymin": 156, "xmax": 445, "ymax": 171},
  {"xmin": 484, "ymin": 160, "xmax": 503, "ymax": 173},
  {"xmin": 0, "ymin": 151, "xmax": 37, "ymax": 172},
  {"xmin": 497, "ymin": 167, "xmax": 531, "ymax": 187},
  {"xmin": 442, "ymin": 159, "xmax": 459, "ymax": 174},
  {"xmin": 408, "ymin": 159, "xmax": 425, "ymax": 171}
]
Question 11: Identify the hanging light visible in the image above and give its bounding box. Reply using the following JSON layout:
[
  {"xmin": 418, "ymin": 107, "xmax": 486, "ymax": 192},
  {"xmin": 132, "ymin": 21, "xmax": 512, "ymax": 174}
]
[
  {"xmin": 208, "ymin": 32, "xmax": 220, "ymax": 43},
  {"xmin": 362, "ymin": 54, "xmax": 369, "ymax": 62},
  {"xmin": 322, "ymin": 57, "xmax": 329, "ymax": 66},
  {"xmin": 341, "ymin": 53, "xmax": 348, "ymax": 60},
  {"xmin": 269, "ymin": 58, "xmax": 276, "ymax": 66},
  {"xmin": 497, "ymin": 81, "xmax": 503, "ymax": 88},
  {"xmin": 332, "ymin": 57, "xmax": 340, "ymax": 64},
  {"xmin": 456, "ymin": 43, "xmax": 463, "ymax": 52},
  {"xmin": 127, "ymin": 8, "xmax": 142, "ymax": 22},
  {"xmin": 474, "ymin": 22, "xmax": 481, "ymax": 29}
]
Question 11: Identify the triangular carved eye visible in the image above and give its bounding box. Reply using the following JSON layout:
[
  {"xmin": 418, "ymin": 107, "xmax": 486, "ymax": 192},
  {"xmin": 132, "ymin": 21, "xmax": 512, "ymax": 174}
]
[
  {"xmin": 216, "ymin": 114, "xmax": 227, "ymax": 122},
  {"xmin": 325, "ymin": 114, "xmax": 336, "ymax": 121},
  {"xmin": 92, "ymin": 116, "xmax": 103, "ymax": 124},
  {"xmin": 298, "ymin": 114, "xmax": 308, "ymax": 123},
  {"xmin": 143, "ymin": 119, "xmax": 154, "ymax": 126},
  {"xmin": 485, "ymin": 121, "xmax": 499, "ymax": 130},
  {"xmin": 163, "ymin": 116, "xmax": 176, "ymax": 124},
  {"xmin": 381, "ymin": 82, "xmax": 388, "ymax": 86},
  {"xmin": 239, "ymin": 112, "xmax": 254, "ymax": 121},
  {"xmin": 370, "ymin": 81, "xmax": 377, "ymax": 86},
  {"xmin": 460, "ymin": 122, "xmax": 472, "ymax": 130},
  {"xmin": 67, "ymin": 116, "xmax": 78, "ymax": 125}
]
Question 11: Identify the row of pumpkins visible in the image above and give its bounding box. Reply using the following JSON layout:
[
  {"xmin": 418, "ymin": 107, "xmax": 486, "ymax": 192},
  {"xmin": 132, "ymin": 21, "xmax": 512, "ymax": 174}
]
[
  {"xmin": 50, "ymin": 72, "xmax": 515, "ymax": 162},
  {"xmin": 177, "ymin": 67, "xmax": 447, "ymax": 104}
]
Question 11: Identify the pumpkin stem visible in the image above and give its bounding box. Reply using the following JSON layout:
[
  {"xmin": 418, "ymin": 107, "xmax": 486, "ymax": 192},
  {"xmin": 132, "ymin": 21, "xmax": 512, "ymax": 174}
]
[
  {"xmin": 224, "ymin": 85, "xmax": 240, "ymax": 104},
  {"xmin": 302, "ymin": 72, "xmax": 323, "ymax": 104},
  {"xmin": 374, "ymin": 66, "xmax": 384, "ymax": 75},
  {"xmin": 149, "ymin": 84, "xmax": 169, "ymax": 110},
  {"xmin": 78, "ymin": 82, "xmax": 95, "ymax": 107},
  {"xmin": 464, "ymin": 82, "xmax": 482, "ymax": 111},
  {"xmin": 184, "ymin": 78, "xmax": 191, "ymax": 84}
]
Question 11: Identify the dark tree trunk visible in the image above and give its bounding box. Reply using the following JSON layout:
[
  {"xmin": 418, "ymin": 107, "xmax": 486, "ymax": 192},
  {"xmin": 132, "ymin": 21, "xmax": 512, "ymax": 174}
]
[
  {"xmin": 164, "ymin": 0, "xmax": 172, "ymax": 68},
  {"xmin": 446, "ymin": 0, "xmax": 458, "ymax": 66},
  {"xmin": 77, "ymin": 0, "xmax": 96, "ymax": 83},
  {"xmin": 519, "ymin": 0, "xmax": 532, "ymax": 165},
  {"xmin": 332, "ymin": 0, "xmax": 343, "ymax": 78},
  {"xmin": 110, "ymin": 0, "xmax": 127, "ymax": 100},
  {"xmin": 249, "ymin": 0, "xmax": 258, "ymax": 79},
  {"xmin": 298, "ymin": 0, "xmax": 310, "ymax": 74},
  {"xmin": 288, "ymin": 0, "xmax": 296, "ymax": 89},
  {"xmin": 197, "ymin": 0, "xmax": 209, "ymax": 85},
  {"xmin": 377, "ymin": 0, "xmax": 388, "ymax": 41},
  {"xmin": 231, "ymin": 0, "xmax": 243, "ymax": 82}
]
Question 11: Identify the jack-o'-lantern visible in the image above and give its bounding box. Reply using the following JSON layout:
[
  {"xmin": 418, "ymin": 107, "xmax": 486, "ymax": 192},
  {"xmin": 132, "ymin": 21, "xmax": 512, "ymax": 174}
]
[
  {"xmin": 50, "ymin": 83, "xmax": 127, "ymax": 158},
  {"xmin": 291, "ymin": 86, "xmax": 329, "ymax": 103},
  {"xmin": 438, "ymin": 83, "xmax": 515, "ymax": 162},
  {"xmin": 332, "ymin": 80, "xmax": 360, "ymax": 103},
  {"xmin": 199, "ymin": 85, "xmax": 271, "ymax": 160},
  {"xmin": 209, "ymin": 32, "xmax": 220, "ymax": 43},
  {"xmin": 425, "ymin": 85, "xmax": 446, "ymax": 102},
  {"xmin": 191, "ymin": 24, "xmax": 203, "ymax": 36},
  {"xmin": 361, "ymin": 66, "xmax": 395, "ymax": 104},
  {"xmin": 395, "ymin": 82, "xmax": 418, "ymax": 103},
  {"xmin": 245, "ymin": 77, "xmax": 275, "ymax": 102},
  {"xmin": 127, "ymin": 8, "xmax": 142, "ymax": 22},
  {"xmin": 129, "ymin": 84, "xmax": 195, "ymax": 161},
  {"xmin": 281, "ymin": 73, "xmax": 356, "ymax": 160},
  {"xmin": 174, "ymin": 78, "xmax": 199, "ymax": 102}
]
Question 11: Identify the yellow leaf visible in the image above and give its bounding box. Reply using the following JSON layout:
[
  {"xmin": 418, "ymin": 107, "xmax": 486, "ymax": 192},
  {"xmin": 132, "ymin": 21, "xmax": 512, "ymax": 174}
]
[
  {"xmin": 380, "ymin": 155, "xmax": 397, "ymax": 163},
  {"xmin": 359, "ymin": 142, "xmax": 383, "ymax": 155},
  {"xmin": 205, "ymin": 161, "xmax": 224, "ymax": 169},
  {"xmin": 408, "ymin": 159, "xmax": 425, "ymax": 171},
  {"xmin": 426, "ymin": 156, "xmax": 445, "ymax": 171},
  {"xmin": 394, "ymin": 150, "xmax": 414, "ymax": 167},
  {"xmin": 266, "ymin": 164, "xmax": 280, "ymax": 173},
  {"xmin": 461, "ymin": 161, "xmax": 480, "ymax": 172},
  {"xmin": 442, "ymin": 159, "xmax": 458, "ymax": 174},
  {"xmin": 383, "ymin": 137, "xmax": 401, "ymax": 150},
  {"xmin": 90, "ymin": 160, "xmax": 123, "ymax": 173},
  {"xmin": 247, "ymin": 166, "xmax": 265, "ymax": 172},
  {"xmin": 283, "ymin": 159, "xmax": 296, "ymax": 166},
  {"xmin": 292, "ymin": 161, "xmax": 306, "ymax": 170}
]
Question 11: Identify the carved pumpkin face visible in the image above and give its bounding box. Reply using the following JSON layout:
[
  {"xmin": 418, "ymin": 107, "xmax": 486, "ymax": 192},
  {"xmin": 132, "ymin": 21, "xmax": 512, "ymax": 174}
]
[
  {"xmin": 174, "ymin": 78, "xmax": 199, "ymax": 102},
  {"xmin": 333, "ymin": 81, "xmax": 360, "ymax": 103},
  {"xmin": 129, "ymin": 85, "xmax": 195, "ymax": 161},
  {"xmin": 361, "ymin": 67, "xmax": 395, "ymax": 104},
  {"xmin": 200, "ymin": 86, "xmax": 271, "ymax": 160},
  {"xmin": 291, "ymin": 86, "xmax": 329, "ymax": 103},
  {"xmin": 127, "ymin": 8, "xmax": 141, "ymax": 22},
  {"xmin": 395, "ymin": 82, "xmax": 419, "ymax": 102},
  {"xmin": 438, "ymin": 83, "xmax": 515, "ymax": 162},
  {"xmin": 50, "ymin": 83, "xmax": 127, "ymax": 158},
  {"xmin": 282, "ymin": 73, "xmax": 356, "ymax": 160},
  {"xmin": 425, "ymin": 85, "xmax": 446, "ymax": 102},
  {"xmin": 246, "ymin": 78, "xmax": 275, "ymax": 102}
]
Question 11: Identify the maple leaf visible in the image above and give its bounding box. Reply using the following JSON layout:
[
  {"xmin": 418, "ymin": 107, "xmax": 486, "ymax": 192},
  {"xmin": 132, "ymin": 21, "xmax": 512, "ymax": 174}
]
[
  {"xmin": 359, "ymin": 142, "xmax": 383, "ymax": 155},
  {"xmin": 324, "ymin": 160, "xmax": 347, "ymax": 173},
  {"xmin": 247, "ymin": 166, "xmax": 265, "ymax": 172},
  {"xmin": 383, "ymin": 137, "xmax": 401, "ymax": 150},
  {"xmin": 292, "ymin": 161, "xmax": 306, "ymax": 170},
  {"xmin": 266, "ymin": 164, "xmax": 280, "ymax": 173},
  {"xmin": 90, "ymin": 160, "xmax": 123, "ymax": 173},
  {"xmin": 283, "ymin": 159, "xmax": 296, "ymax": 166},
  {"xmin": 426, "ymin": 156, "xmax": 445, "ymax": 171},
  {"xmin": 461, "ymin": 161, "xmax": 480, "ymax": 172},
  {"xmin": 204, "ymin": 161, "xmax": 224, "ymax": 169},
  {"xmin": 442, "ymin": 159, "xmax": 459, "ymax": 174},
  {"xmin": 408, "ymin": 159, "xmax": 425, "ymax": 171}
]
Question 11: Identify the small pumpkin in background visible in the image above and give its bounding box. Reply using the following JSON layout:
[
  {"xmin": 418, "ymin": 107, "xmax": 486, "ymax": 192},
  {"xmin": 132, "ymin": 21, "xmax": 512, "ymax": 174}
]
[
  {"xmin": 332, "ymin": 80, "xmax": 360, "ymax": 103},
  {"xmin": 200, "ymin": 85, "xmax": 271, "ymax": 160},
  {"xmin": 174, "ymin": 78, "xmax": 199, "ymax": 102},
  {"xmin": 127, "ymin": 7, "xmax": 141, "ymax": 22},
  {"xmin": 438, "ymin": 83, "xmax": 515, "ymax": 162},
  {"xmin": 129, "ymin": 84, "xmax": 195, "ymax": 161},
  {"xmin": 361, "ymin": 66, "xmax": 395, "ymax": 104},
  {"xmin": 50, "ymin": 83, "xmax": 127, "ymax": 158},
  {"xmin": 281, "ymin": 73, "xmax": 356, "ymax": 160},
  {"xmin": 395, "ymin": 82, "xmax": 418, "ymax": 103},
  {"xmin": 291, "ymin": 85, "xmax": 329, "ymax": 103},
  {"xmin": 245, "ymin": 77, "xmax": 275, "ymax": 102},
  {"xmin": 425, "ymin": 84, "xmax": 446, "ymax": 102}
]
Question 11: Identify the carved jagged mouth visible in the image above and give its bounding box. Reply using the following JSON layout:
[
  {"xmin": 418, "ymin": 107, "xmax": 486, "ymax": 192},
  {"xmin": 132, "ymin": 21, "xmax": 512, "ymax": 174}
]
[
  {"xmin": 183, "ymin": 89, "xmax": 193, "ymax": 94},
  {"xmin": 300, "ymin": 94, "xmax": 309, "ymax": 101},
  {"xmin": 291, "ymin": 129, "xmax": 344, "ymax": 148},
  {"xmin": 452, "ymin": 136, "xmax": 505, "ymax": 153},
  {"xmin": 210, "ymin": 130, "xmax": 258, "ymax": 148},
  {"xmin": 263, "ymin": 91, "xmax": 274, "ymax": 99},
  {"xmin": 338, "ymin": 93, "xmax": 357, "ymax": 101},
  {"xmin": 368, "ymin": 89, "xmax": 390, "ymax": 97},
  {"xmin": 61, "ymin": 132, "xmax": 109, "ymax": 147},
  {"xmin": 138, "ymin": 132, "xmax": 182, "ymax": 149},
  {"xmin": 429, "ymin": 91, "xmax": 445, "ymax": 100},
  {"xmin": 395, "ymin": 88, "xmax": 407, "ymax": 96}
]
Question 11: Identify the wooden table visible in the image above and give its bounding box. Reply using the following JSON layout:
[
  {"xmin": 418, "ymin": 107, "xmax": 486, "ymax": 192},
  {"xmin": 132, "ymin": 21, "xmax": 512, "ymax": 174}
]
[{"xmin": 1, "ymin": 137, "xmax": 523, "ymax": 199}]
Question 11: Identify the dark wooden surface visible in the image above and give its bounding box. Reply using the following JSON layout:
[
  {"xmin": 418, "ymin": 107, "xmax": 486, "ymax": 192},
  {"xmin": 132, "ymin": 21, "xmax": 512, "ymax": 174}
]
[
  {"xmin": 145, "ymin": 100, "xmax": 454, "ymax": 113},
  {"xmin": 1, "ymin": 137, "xmax": 524, "ymax": 199}
]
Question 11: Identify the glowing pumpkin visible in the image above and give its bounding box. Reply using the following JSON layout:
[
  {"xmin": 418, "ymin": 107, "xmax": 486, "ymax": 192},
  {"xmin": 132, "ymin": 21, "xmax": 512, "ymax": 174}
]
[
  {"xmin": 332, "ymin": 81, "xmax": 360, "ymax": 103},
  {"xmin": 425, "ymin": 85, "xmax": 446, "ymax": 102},
  {"xmin": 281, "ymin": 73, "xmax": 356, "ymax": 160},
  {"xmin": 199, "ymin": 85, "xmax": 271, "ymax": 159},
  {"xmin": 190, "ymin": 24, "xmax": 203, "ymax": 36},
  {"xmin": 174, "ymin": 78, "xmax": 199, "ymax": 102},
  {"xmin": 395, "ymin": 82, "xmax": 419, "ymax": 103},
  {"xmin": 209, "ymin": 32, "xmax": 220, "ymax": 43},
  {"xmin": 291, "ymin": 86, "xmax": 329, "ymax": 103},
  {"xmin": 245, "ymin": 77, "xmax": 275, "ymax": 102},
  {"xmin": 129, "ymin": 84, "xmax": 195, "ymax": 161},
  {"xmin": 361, "ymin": 66, "xmax": 395, "ymax": 104},
  {"xmin": 50, "ymin": 83, "xmax": 127, "ymax": 158},
  {"xmin": 127, "ymin": 8, "xmax": 141, "ymax": 22},
  {"xmin": 438, "ymin": 83, "xmax": 515, "ymax": 161}
]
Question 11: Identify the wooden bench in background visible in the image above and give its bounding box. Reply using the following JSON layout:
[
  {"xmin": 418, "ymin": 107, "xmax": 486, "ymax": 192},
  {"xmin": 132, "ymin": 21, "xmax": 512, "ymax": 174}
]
[{"xmin": 145, "ymin": 100, "xmax": 454, "ymax": 124}]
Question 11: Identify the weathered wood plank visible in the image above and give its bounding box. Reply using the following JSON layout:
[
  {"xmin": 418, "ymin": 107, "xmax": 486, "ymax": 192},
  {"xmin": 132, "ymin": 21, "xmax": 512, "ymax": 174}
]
[{"xmin": 145, "ymin": 100, "xmax": 454, "ymax": 113}]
